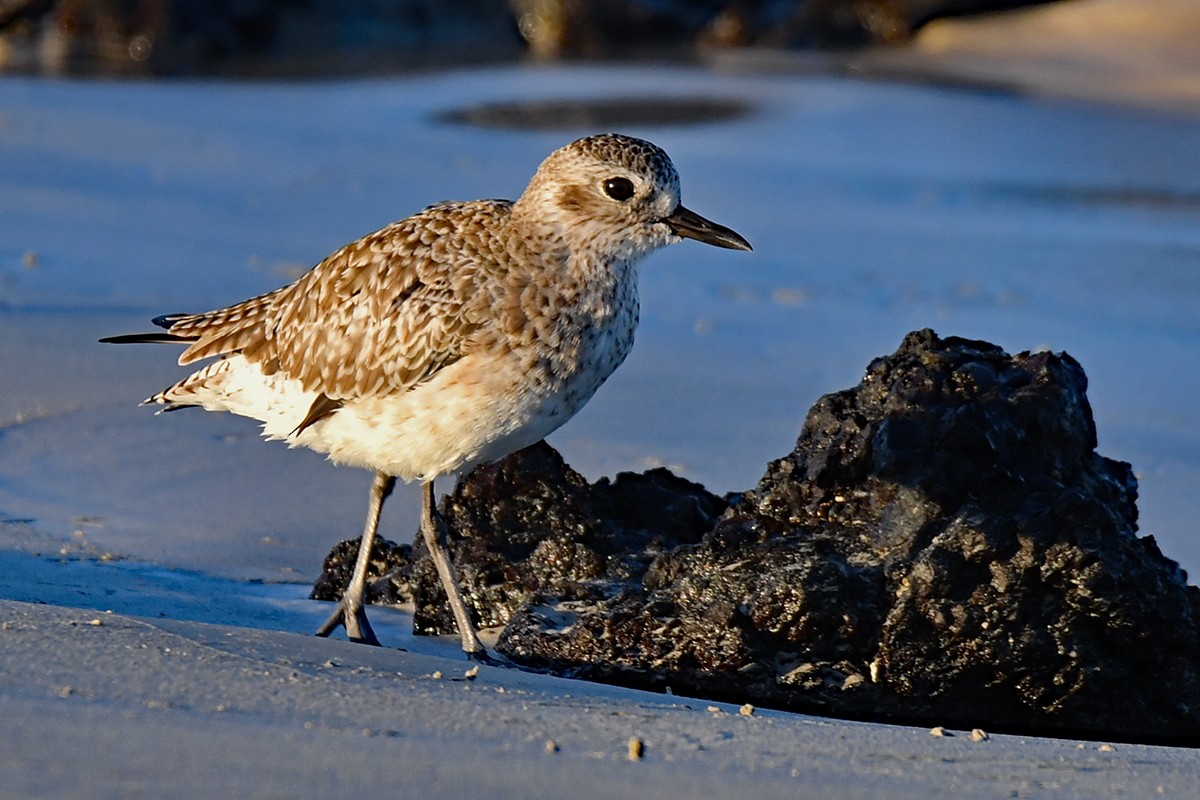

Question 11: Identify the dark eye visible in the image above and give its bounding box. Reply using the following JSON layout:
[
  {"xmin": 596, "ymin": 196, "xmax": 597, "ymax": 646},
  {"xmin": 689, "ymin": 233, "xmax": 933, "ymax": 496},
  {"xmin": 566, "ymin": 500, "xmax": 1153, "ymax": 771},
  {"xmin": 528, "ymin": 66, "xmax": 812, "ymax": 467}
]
[{"xmin": 603, "ymin": 177, "xmax": 635, "ymax": 201}]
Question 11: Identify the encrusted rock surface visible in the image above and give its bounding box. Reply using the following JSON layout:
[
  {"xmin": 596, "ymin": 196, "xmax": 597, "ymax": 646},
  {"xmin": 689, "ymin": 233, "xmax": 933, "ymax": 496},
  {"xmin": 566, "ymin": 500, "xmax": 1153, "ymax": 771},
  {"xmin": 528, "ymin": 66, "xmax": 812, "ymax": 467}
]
[
  {"xmin": 411, "ymin": 443, "xmax": 728, "ymax": 635},
  {"xmin": 315, "ymin": 329, "xmax": 1200, "ymax": 743},
  {"xmin": 311, "ymin": 442, "xmax": 727, "ymax": 634},
  {"xmin": 311, "ymin": 535, "xmax": 413, "ymax": 609}
]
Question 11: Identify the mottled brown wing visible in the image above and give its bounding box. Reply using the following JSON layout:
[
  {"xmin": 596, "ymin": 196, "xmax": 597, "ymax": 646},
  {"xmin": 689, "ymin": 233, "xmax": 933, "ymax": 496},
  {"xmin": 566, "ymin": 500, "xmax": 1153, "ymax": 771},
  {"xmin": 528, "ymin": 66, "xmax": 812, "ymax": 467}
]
[{"xmin": 171, "ymin": 201, "xmax": 510, "ymax": 399}]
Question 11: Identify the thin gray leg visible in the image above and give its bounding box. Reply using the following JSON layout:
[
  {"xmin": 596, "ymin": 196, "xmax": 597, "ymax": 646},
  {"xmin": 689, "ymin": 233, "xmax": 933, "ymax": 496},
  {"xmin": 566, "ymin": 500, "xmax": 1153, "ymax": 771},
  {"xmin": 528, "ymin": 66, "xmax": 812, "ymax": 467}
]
[
  {"xmin": 315, "ymin": 471, "xmax": 394, "ymax": 646},
  {"xmin": 419, "ymin": 479, "xmax": 489, "ymax": 658}
]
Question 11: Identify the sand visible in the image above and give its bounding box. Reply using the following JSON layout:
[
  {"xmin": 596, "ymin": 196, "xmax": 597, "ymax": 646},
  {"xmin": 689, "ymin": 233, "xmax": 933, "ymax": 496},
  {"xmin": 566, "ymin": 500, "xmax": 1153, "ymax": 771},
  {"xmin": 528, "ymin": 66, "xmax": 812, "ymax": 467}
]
[{"xmin": 5, "ymin": 598, "xmax": 1197, "ymax": 799}]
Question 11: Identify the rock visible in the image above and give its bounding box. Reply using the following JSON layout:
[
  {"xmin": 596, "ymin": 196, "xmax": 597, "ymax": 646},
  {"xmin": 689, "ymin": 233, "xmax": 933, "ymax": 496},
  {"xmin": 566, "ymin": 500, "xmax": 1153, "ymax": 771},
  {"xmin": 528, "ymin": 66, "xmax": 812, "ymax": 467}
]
[
  {"xmin": 312, "ymin": 440, "xmax": 726, "ymax": 634},
  {"xmin": 309, "ymin": 535, "xmax": 413, "ymax": 608},
  {"xmin": 314, "ymin": 329, "xmax": 1200, "ymax": 744},
  {"xmin": 735, "ymin": 329, "xmax": 1200, "ymax": 738},
  {"xmin": 410, "ymin": 441, "xmax": 726, "ymax": 635},
  {"xmin": 501, "ymin": 330, "xmax": 1200, "ymax": 741}
]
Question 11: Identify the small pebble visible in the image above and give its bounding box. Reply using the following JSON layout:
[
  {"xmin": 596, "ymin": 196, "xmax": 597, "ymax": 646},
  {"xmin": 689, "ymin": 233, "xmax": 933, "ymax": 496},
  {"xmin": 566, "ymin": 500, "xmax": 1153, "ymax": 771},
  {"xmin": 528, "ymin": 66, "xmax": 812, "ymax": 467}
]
[
  {"xmin": 88, "ymin": 618, "xmax": 103, "ymax": 626},
  {"xmin": 739, "ymin": 703, "xmax": 755, "ymax": 717},
  {"xmin": 970, "ymin": 728, "xmax": 990, "ymax": 742},
  {"xmin": 706, "ymin": 705, "xmax": 722, "ymax": 714},
  {"xmin": 431, "ymin": 670, "xmax": 443, "ymax": 680},
  {"xmin": 929, "ymin": 726, "xmax": 950, "ymax": 737},
  {"xmin": 627, "ymin": 736, "xmax": 645, "ymax": 761},
  {"xmin": 58, "ymin": 686, "xmax": 73, "ymax": 698},
  {"xmin": 22, "ymin": 250, "xmax": 38, "ymax": 269},
  {"xmin": 545, "ymin": 739, "xmax": 559, "ymax": 754},
  {"xmin": 464, "ymin": 665, "xmax": 480, "ymax": 681},
  {"xmin": 1098, "ymin": 743, "xmax": 1116, "ymax": 753}
]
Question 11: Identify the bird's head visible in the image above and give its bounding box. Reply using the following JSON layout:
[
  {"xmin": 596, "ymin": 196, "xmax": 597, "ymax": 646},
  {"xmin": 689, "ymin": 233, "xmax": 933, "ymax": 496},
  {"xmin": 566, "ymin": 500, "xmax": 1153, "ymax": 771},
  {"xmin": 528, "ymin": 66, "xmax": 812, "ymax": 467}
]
[{"xmin": 516, "ymin": 133, "xmax": 751, "ymax": 262}]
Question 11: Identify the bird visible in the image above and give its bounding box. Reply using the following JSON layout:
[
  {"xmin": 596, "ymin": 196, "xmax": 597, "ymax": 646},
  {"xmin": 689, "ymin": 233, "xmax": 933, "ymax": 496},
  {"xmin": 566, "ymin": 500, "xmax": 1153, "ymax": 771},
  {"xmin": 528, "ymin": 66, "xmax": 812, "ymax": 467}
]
[{"xmin": 101, "ymin": 133, "xmax": 751, "ymax": 659}]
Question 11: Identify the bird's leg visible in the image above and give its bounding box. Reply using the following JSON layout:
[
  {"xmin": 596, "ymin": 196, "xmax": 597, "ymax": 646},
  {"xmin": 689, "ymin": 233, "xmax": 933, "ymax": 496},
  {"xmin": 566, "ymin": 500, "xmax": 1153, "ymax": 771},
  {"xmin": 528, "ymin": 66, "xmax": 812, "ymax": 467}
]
[
  {"xmin": 315, "ymin": 471, "xmax": 395, "ymax": 646},
  {"xmin": 419, "ymin": 479, "xmax": 492, "ymax": 660}
]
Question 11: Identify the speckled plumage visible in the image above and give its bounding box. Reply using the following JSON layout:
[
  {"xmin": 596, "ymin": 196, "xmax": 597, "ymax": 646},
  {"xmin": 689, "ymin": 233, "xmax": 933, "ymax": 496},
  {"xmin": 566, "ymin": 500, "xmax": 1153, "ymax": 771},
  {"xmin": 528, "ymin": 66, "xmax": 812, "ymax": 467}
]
[{"xmin": 104, "ymin": 133, "xmax": 750, "ymax": 654}]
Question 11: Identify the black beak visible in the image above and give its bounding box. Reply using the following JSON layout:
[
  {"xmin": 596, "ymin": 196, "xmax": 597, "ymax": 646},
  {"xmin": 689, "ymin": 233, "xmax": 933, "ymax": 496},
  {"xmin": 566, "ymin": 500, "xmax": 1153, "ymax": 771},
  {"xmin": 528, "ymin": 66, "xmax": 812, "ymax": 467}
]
[{"xmin": 664, "ymin": 205, "xmax": 752, "ymax": 251}]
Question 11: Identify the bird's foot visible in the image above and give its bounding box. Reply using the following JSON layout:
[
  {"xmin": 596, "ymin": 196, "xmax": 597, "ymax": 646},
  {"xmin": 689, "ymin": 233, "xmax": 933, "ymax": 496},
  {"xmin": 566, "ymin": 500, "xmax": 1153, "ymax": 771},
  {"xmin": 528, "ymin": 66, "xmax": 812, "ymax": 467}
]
[{"xmin": 315, "ymin": 597, "xmax": 382, "ymax": 647}]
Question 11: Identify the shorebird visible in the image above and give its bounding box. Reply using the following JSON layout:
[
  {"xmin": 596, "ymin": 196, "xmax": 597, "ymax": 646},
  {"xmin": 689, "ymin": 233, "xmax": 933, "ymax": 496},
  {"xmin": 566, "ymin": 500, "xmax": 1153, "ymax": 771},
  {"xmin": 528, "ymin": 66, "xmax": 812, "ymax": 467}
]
[{"xmin": 102, "ymin": 133, "xmax": 751, "ymax": 659}]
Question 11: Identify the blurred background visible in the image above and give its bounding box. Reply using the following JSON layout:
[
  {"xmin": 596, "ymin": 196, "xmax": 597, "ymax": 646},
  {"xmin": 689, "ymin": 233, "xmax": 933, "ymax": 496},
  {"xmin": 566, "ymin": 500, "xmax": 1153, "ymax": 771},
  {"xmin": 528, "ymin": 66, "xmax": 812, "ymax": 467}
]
[
  {"xmin": 2, "ymin": 0, "xmax": 1198, "ymax": 113},
  {"xmin": 0, "ymin": 1, "xmax": 1060, "ymax": 76}
]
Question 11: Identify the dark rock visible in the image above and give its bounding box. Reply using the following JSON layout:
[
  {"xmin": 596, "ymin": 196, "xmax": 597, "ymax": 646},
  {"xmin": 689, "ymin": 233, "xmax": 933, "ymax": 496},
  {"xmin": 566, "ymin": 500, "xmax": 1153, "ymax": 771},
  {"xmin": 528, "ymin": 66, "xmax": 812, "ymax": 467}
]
[
  {"xmin": 501, "ymin": 330, "xmax": 1198, "ymax": 741},
  {"xmin": 311, "ymin": 441, "xmax": 726, "ymax": 632},
  {"xmin": 410, "ymin": 441, "xmax": 726, "ymax": 635},
  {"xmin": 314, "ymin": 329, "xmax": 1200, "ymax": 744},
  {"xmin": 309, "ymin": 535, "xmax": 413, "ymax": 608}
]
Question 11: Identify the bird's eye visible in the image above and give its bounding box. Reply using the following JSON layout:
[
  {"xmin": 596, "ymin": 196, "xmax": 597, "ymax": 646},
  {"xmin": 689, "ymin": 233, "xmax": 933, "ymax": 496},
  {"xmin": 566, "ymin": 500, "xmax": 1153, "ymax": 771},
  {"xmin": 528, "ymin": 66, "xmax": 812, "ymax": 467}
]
[{"xmin": 603, "ymin": 177, "xmax": 635, "ymax": 201}]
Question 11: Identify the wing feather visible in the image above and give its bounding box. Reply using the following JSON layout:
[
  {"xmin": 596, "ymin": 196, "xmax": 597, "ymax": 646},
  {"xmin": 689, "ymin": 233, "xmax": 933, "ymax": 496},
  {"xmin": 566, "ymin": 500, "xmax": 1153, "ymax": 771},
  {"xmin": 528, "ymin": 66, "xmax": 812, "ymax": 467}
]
[{"xmin": 158, "ymin": 201, "xmax": 513, "ymax": 400}]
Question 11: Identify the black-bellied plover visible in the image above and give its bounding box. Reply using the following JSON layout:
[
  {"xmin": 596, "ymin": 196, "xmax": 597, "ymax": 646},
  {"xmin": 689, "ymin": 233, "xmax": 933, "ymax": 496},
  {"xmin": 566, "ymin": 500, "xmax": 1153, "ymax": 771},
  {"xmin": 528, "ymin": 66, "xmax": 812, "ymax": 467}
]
[{"xmin": 102, "ymin": 133, "xmax": 751, "ymax": 659}]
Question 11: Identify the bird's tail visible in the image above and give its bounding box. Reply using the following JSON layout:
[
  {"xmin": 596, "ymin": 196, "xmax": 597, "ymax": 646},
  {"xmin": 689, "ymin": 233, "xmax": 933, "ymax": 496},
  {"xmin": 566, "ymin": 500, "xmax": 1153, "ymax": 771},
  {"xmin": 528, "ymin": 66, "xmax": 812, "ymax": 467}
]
[{"xmin": 99, "ymin": 313, "xmax": 198, "ymax": 346}]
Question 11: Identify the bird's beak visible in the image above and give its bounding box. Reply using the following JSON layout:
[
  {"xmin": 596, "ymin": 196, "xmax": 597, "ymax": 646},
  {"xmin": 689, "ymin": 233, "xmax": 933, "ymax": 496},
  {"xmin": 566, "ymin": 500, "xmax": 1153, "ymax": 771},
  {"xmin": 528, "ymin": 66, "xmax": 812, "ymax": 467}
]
[{"xmin": 664, "ymin": 205, "xmax": 752, "ymax": 251}]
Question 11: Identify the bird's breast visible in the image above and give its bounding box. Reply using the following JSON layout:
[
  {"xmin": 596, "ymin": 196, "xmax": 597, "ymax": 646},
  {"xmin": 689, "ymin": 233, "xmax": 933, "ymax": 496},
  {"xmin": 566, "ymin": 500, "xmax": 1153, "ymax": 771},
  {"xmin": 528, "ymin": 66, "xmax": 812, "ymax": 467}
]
[{"xmin": 541, "ymin": 258, "xmax": 639, "ymax": 387}]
